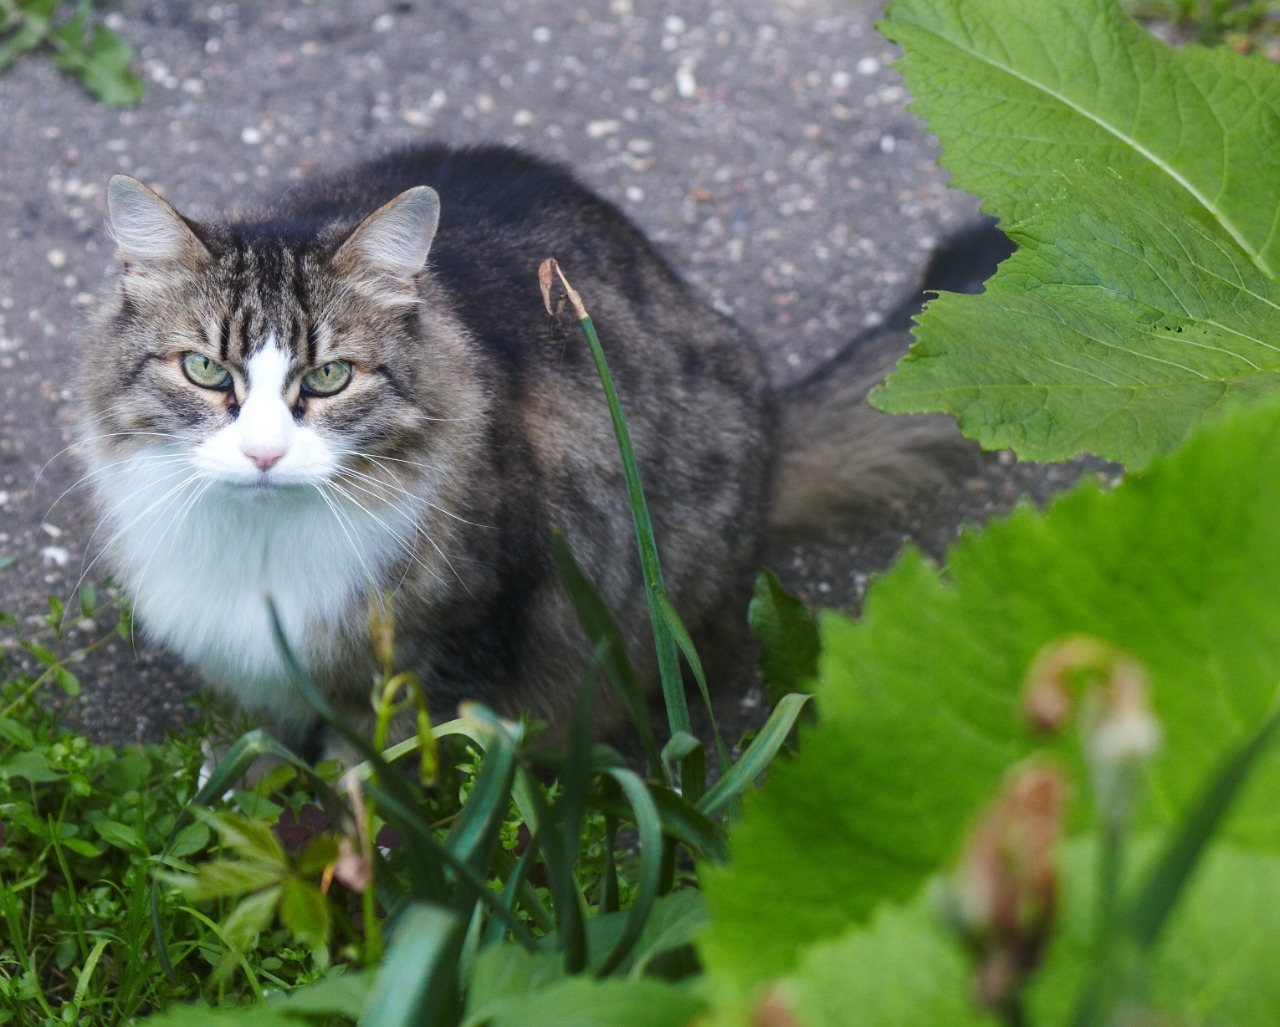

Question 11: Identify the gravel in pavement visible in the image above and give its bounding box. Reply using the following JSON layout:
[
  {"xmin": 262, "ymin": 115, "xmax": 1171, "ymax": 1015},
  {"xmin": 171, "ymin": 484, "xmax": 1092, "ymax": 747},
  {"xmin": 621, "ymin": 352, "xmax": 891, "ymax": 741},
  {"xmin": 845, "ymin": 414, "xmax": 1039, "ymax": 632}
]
[{"xmin": 0, "ymin": 0, "xmax": 1103, "ymax": 745}]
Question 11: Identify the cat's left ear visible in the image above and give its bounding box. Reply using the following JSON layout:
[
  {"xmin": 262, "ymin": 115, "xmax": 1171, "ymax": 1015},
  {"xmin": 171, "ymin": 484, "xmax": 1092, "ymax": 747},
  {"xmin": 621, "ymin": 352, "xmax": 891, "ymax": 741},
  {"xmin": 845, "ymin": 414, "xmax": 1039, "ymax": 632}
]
[
  {"xmin": 106, "ymin": 175, "xmax": 209, "ymax": 269},
  {"xmin": 335, "ymin": 186, "xmax": 441, "ymax": 292}
]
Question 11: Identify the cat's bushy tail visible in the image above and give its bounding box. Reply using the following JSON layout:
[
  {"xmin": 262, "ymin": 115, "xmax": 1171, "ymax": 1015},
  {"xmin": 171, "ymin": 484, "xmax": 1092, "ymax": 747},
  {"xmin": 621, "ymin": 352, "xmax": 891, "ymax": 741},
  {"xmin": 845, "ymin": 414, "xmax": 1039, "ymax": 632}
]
[{"xmin": 767, "ymin": 219, "xmax": 1014, "ymax": 536}]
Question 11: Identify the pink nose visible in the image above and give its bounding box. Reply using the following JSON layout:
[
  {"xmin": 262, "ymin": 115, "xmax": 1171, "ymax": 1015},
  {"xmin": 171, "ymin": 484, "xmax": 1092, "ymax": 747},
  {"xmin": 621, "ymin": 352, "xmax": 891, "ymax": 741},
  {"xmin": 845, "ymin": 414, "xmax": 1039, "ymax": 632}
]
[{"xmin": 242, "ymin": 443, "xmax": 286, "ymax": 472}]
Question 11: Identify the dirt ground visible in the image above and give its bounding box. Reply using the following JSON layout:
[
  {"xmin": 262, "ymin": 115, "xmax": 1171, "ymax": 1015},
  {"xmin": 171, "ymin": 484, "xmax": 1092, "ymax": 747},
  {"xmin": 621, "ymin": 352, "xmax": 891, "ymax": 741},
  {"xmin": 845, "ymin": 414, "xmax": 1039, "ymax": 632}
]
[{"xmin": 0, "ymin": 0, "xmax": 1099, "ymax": 745}]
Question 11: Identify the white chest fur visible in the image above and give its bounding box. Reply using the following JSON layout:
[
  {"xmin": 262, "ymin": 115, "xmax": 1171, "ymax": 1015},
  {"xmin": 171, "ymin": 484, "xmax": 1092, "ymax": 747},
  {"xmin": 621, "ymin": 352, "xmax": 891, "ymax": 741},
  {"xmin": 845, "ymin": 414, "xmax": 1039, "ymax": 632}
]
[
  {"xmin": 86, "ymin": 342, "xmax": 422, "ymax": 730},
  {"xmin": 92, "ymin": 448, "xmax": 418, "ymax": 727}
]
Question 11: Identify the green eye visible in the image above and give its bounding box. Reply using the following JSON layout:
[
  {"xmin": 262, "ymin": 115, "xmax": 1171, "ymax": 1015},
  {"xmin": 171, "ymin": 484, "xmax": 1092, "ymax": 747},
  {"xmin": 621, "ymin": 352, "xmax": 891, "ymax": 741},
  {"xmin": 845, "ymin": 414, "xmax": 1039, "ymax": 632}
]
[
  {"xmin": 301, "ymin": 360, "xmax": 353, "ymax": 396},
  {"xmin": 181, "ymin": 353, "xmax": 231, "ymax": 389}
]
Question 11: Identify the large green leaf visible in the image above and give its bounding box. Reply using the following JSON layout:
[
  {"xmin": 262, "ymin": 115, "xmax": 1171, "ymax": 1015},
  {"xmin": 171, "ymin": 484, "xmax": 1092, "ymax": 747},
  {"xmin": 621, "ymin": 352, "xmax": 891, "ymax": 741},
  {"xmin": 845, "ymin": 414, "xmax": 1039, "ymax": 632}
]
[
  {"xmin": 699, "ymin": 392, "xmax": 1280, "ymax": 1003},
  {"xmin": 1026, "ymin": 838, "xmax": 1280, "ymax": 1026},
  {"xmin": 872, "ymin": 0, "xmax": 1280, "ymax": 466},
  {"xmin": 875, "ymin": 166, "xmax": 1280, "ymax": 465},
  {"xmin": 485, "ymin": 977, "xmax": 704, "ymax": 1027},
  {"xmin": 781, "ymin": 900, "xmax": 993, "ymax": 1027},
  {"xmin": 749, "ymin": 569, "xmax": 821, "ymax": 707},
  {"xmin": 880, "ymin": 0, "xmax": 1280, "ymax": 275},
  {"xmin": 713, "ymin": 837, "xmax": 1280, "ymax": 1026},
  {"xmin": 463, "ymin": 943, "xmax": 705, "ymax": 1027}
]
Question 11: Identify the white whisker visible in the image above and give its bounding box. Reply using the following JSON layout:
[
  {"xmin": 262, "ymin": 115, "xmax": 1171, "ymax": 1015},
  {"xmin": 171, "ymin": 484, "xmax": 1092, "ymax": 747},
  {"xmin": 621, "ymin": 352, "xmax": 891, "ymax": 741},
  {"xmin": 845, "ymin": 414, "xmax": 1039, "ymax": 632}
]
[
  {"xmin": 342, "ymin": 451, "xmax": 493, "ymax": 530},
  {"xmin": 70, "ymin": 458, "xmax": 204, "ymax": 602},
  {"xmin": 325, "ymin": 475, "xmax": 461, "ymax": 592},
  {"xmin": 43, "ymin": 450, "xmax": 191, "ymax": 522},
  {"xmin": 123, "ymin": 474, "xmax": 219, "ymax": 643},
  {"xmin": 309, "ymin": 482, "xmax": 384, "ymax": 590},
  {"xmin": 42, "ymin": 427, "xmax": 182, "ymax": 467}
]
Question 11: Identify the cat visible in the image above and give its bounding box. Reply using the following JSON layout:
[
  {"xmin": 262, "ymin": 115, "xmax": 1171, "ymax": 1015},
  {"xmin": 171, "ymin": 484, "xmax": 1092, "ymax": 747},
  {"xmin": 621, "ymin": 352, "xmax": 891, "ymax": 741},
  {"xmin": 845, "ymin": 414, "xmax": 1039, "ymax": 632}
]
[{"xmin": 79, "ymin": 142, "xmax": 1006, "ymax": 759}]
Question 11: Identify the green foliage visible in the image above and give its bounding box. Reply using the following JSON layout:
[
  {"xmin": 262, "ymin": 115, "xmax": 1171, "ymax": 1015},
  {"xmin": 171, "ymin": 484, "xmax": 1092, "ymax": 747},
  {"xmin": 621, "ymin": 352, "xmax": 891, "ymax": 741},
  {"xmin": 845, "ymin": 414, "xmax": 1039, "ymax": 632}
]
[
  {"xmin": 0, "ymin": 683, "xmax": 210, "ymax": 1022},
  {"xmin": 162, "ymin": 810, "xmax": 336, "ymax": 979},
  {"xmin": 466, "ymin": 974, "xmax": 703, "ymax": 1027},
  {"xmin": 12, "ymin": 3, "xmax": 1280, "ymax": 1022},
  {"xmin": 1124, "ymin": 0, "xmax": 1280, "ymax": 48},
  {"xmin": 700, "ymin": 391, "xmax": 1280, "ymax": 1025},
  {"xmin": 690, "ymin": 16, "xmax": 1280, "ymax": 1014},
  {"xmin": 873, "ymin": 0, "xmax": 1280, "ymax": 467},
  {"xmin": 693, "ymin": 8, "xmax": 1280, "ymax": 1018},
  {"xmin": 94, "ymin": 267, "xmax": 806, "ymax": 1027},
  {"xmin": 0, "ymin": 596, "xmax": 244, "ymax": 1023},
  {"xmin": 748, "ymin": 569, "xmax": 820, "ymax": 708},
  {"xmin": 886, "ymin": 0, "xmax": 1280, "ymax": 266},
  {"xmin": 0, "ymin": 0, "xmax": 142, "ymax": 104}
]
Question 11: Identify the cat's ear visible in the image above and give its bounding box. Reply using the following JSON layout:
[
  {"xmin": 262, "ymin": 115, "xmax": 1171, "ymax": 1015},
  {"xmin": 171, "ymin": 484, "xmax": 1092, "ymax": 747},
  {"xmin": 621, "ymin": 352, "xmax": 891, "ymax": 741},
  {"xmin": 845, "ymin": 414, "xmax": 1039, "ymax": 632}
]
[
  {"xmin": 334, "ymin": 186, "xmax": 440, "ymax": 292},
  {"xmin": 106, "ymin": 175, "xmax": 208, "ymax": 268}
]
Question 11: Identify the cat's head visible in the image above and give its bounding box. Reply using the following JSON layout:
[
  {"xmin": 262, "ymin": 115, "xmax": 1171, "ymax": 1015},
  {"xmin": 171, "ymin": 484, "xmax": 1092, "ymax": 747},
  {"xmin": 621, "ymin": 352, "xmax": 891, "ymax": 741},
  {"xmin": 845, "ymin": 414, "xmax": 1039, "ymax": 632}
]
[{"xmin": 83, "ymin": 176, "xmax": 459, "ymax": 494}]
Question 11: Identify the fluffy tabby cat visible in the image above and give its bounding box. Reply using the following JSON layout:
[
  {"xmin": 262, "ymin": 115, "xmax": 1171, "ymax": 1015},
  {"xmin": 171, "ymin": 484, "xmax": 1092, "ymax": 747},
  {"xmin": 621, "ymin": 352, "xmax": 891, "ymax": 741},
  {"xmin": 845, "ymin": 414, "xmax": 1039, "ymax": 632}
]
[{"xmin": 80, "ymin": 143, "xmax": 1005, "ymax": 758}]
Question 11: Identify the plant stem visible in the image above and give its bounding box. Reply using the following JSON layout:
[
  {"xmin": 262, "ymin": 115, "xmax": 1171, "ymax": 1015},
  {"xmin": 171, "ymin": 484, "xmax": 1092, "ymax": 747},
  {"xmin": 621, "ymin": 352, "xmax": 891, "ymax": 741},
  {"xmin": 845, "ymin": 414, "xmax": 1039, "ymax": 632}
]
[{"xmin": 544, "ymin": 260, "xmax": 697, "ymax": 787}]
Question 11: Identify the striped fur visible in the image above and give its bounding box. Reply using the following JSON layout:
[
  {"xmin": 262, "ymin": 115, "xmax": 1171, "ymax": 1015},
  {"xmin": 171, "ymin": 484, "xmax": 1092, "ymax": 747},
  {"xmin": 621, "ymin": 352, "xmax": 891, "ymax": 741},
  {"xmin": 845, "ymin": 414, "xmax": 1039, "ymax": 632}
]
[
  {"xmin": 82, "ymin": 145, "xmax": 773, "ymax": 755},
  {"xmin": 81, "ymin": 144, "xmax": 1005, "ymax": 756}
]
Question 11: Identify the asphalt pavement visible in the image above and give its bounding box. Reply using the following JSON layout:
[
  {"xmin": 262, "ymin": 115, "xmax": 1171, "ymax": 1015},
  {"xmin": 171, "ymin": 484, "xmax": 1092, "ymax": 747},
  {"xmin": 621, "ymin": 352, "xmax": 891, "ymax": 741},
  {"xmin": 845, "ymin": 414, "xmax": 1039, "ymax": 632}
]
[{"xmin": 0, "ymin": 0, "xmax": 1095, "ymax": 744}]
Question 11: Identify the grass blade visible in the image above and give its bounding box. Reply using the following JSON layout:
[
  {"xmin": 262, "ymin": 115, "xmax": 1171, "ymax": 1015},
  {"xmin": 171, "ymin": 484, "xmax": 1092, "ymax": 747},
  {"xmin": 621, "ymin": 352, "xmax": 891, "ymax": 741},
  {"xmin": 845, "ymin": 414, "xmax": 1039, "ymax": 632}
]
[
  {"xmin": 445, "ymin": 732, "xmax": 519, "ymax": 873},
  {"xmin": 598, "ymin": 807, "xmax": 621, "ymax": 915},
  {"xmin": 551, "ymin": 661, "xmax": 604, "ymax": 970},
  {"xmin": 69, "ymin": 936, "xmax": 110, "ymax": 1015},
  {"xmin": 595, "ymin": 767, "xmax": 666, "ymax": 977},
  {"xmin": 362, "ymin": 903, "xmax": 465, "ymax": 1027},
  {"xmin": 363, "ymin": 776, "xmax": 536, "ymax": 949},
  {"xmin": 697, "ymin": 693, "xmax": 811, "ymax": 818},
  {"xmin": 460, "ymin": 704, "xmax": 588, "ymax": 965},
  {"xmin": 552, "ymin": 530, "xmax": 663, "ymax": 780},
  {"xmin": 1129, "ymin": 695, "xmax": 1280, "ymax": 948},
  {"xmin": 656, "ymin": 591, "xmax": 728, "ymax": 789},
  {"xmin": 660, "ymin": 729, "xmax": 702, "ymax": 775},
  {"xmin": 645, "ymin": 785, "xmax": 728, "ymax": 864},
  {"xmin": 541, "ymin": 260, "xmax": 696, "ymax": 787},
  {"xmin": 1071, "ymin": 695, "xmax": 1280, "ymax": 1026},
  {"xmin": 482, "ymin": 843, "xmax": 546, "ymax": 946}
]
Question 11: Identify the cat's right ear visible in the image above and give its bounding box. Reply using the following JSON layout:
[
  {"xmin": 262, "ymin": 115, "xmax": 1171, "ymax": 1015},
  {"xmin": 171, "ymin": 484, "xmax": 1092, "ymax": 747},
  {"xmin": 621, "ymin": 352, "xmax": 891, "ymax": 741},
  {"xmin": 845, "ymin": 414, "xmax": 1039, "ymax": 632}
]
[
  {"xmin": 106, "ymin": 175, "xmax": 209, "ymax": 269},
  {"xmin": 334, "ymin": 186, "xmax": 441, "ymax": 295}
]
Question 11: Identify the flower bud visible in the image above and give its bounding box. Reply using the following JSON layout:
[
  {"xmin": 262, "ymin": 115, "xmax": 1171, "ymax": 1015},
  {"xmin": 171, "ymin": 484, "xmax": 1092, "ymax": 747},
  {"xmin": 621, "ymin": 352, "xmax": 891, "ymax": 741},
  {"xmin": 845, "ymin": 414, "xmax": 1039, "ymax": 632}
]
[
  {"xmin": 1022, "ymin": 634, "xmax": 1114, "ymax": 733},
  {"xmin": 943, "ymin": 762, "xmax": 1065, "ymax": 1011},
  {"xmin": 369, "ymin": 591, "xmax": 396, "ymax": 678}
]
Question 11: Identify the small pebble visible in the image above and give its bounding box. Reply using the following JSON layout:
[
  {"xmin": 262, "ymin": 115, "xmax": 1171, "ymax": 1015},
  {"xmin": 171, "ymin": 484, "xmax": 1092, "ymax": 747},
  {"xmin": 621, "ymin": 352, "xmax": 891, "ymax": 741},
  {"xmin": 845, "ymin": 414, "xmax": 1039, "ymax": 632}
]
[
  {"xmin": 675, "ymin": 62, "xmax": 697, "ymax": 98},
  {"xmin": 41, "ymin": 546, "xmax": 70, "ymax": 568}
]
